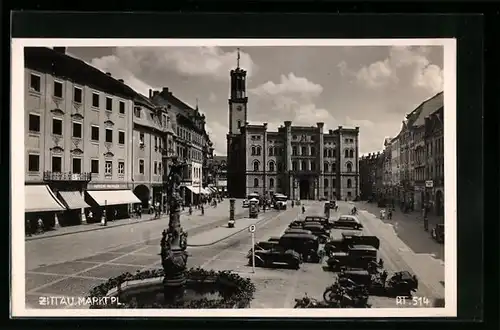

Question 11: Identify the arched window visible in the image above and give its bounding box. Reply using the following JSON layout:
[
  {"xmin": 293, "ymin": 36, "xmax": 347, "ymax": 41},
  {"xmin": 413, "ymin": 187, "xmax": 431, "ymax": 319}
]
[
  {"xmin": 349, "ymin": 149, "xmax": 354, "ymax": 158},
  {"xmin": 277, "ymin": 162, "xmax": 283, "ymax": 172},
  {"xmin": 324, "ymin": 162, "xmax": 329, "ymax": 172},
  {"xmin": 253, "ymin": 160, "xmax": 260, "ymax": 172},
  {"xmin": 269, "ymin": 147, "xmax": 273, "ymax": 156},
  {"xmin": 269, "ymin": 178, "xmax": 275, "ymax": 188},
  {"xmin": 292, "ymin": 161, "xmax": 298, "ymax": 171},
  {"xmin": 251, "ymin": 146, "xmax": 256, "ymax": 156},
  {"xmin": 346, "ymin": 162, "xmax": 352, "ymax": 172},
  {"xmin": 324, "ymin": 178, "xmax": 329, "ymax": 188},
  {"xmin": 328, "ymin": 149, "xmax": 333, "ymax": 158},
  {"xmin": 301, "ymin": 160, "xmax": 307, "ymax": 171},
  {"xmin": 311, "ymin": 161, "xmax": 316, "ymax": 171},
  {"xmin": 324, "ymin": 149, "xmax": 328, "ymax": 157},
  {"xmin": 256, "ymin": 146, "xmax": 262, "ymax": 156},
  {"xmin": 311, "ymin": 147, "xmax": 316, "ymax": 156},
  {"xmin": 332, "ymin": 148, "xmax": 336, "ymax": 157},
  {"xmin": 301, "ymin": 146, "xmax": 307, "ymax": 156},
  {"xmin": 347, "ymin": 179, "xmax": 352, "ymax": 188},
  {"xmin": 344, "ymin": 149, "xmax": 349, "ymax": 158},
  {"xmin": 269, "ymin": 161, "xmax": 275, "ymax": 172},
  {"xmin": 332, "ymin": 163, "xmax": 337, "ymax": 173},
  {"xmin": 292, "ymin": 146, "xmax": 297, "ymax": 156},
  {"xmin": 254, "ymin": 178, "xmax": 259, "ymax": 187}
]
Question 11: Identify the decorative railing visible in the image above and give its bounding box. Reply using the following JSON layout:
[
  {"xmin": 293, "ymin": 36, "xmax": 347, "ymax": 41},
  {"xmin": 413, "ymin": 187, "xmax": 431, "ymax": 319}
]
[{"xmin": 43, "ymin": 171, "xmax": 92, "ymax": 182}]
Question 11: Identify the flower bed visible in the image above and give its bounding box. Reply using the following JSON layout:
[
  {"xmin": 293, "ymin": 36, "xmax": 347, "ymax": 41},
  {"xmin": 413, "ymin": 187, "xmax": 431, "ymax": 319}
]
[{"xmin": 88, "ymin": 267, "xmax": 255, "ymax": 309}]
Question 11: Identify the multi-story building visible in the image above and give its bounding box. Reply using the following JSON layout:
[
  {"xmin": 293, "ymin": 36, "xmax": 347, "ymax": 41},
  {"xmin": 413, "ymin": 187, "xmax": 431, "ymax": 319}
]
[
  {"xmin": 131, "ymin": 93, "xmax": 174, "ymax": 212},
  {"xmin": 24, "ymin": 47, "xmax": 140, "ymax": 229},
  {"xmin": 390, "ymin": 133, "xmax": 401, "ymax": 201},
  {"xmin": 424, "ymin": 105, "xmax": 444, "ymax": 217},
  {"xmin": 208, "ymin": 155, "xmax": 228, "ymax": 195},
  {"xmin": 226, "ymin": 58, "xmax": 359, "ymax": 200},
  {"xmin": 151, "ymin": 88, "xmax": 211, "ymax": 206},
  {"xmin": 382, "ymin": 138, "xmax": 392, "ymax": 192},
  {"xmin": 359, "ymin": 152, "xmax": 382, "ymax": 200}
]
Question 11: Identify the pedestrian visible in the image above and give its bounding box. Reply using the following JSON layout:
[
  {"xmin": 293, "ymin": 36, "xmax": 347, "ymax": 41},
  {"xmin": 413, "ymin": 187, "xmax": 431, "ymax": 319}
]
[
  {"xmin": 26, "ymin": 218, "xmax": 32, "ymax": 237},
  {"xmin": 423, "ymin": 208, "xmax": 429, "ymax": 232},
  {"xmin": 388, "ymin": 209, "xmax": 392, "ymax": 220},
  {"xmin": 201, "ymin": 205, "xmax": 205, "ymax": 215},
  {"xmin": 301, "ymin": 206, "xmax": 305, "ymax": 214},
  {"xmin": 88, "ymin": 210, "xmax": 93, "ymax": 222},
  {"xmin": 113, "ymin": 209, "xmax": 118, "ymax": 221},
  {"xmin": 37, "ymin": 217, "xmax": 44, "ymax": 234},
  {"xmin": 138, "ymin": 207, "xmax": 142, "ymax": 219}
]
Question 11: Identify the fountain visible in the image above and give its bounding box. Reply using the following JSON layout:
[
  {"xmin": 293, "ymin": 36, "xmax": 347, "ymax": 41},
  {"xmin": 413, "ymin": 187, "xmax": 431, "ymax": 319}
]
[{"xmin": 88, "ymin": 157, "xmax": 255, "ymax": 309}]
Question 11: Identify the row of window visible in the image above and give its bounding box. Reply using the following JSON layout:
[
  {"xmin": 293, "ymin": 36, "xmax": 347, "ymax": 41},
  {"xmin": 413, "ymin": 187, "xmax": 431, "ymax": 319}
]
[
  {"xmin": 249, "ymin": 178, "xmax": 352, "ymax": 189},
  {"xmin": 28, "ymin": 114, "xmax": 127, "ymax": 144},
  {"xmin": 292, "ymin": 134, "xmax": 315, "ymax": 142},
  {"xmin": 176, "ymin": 126, "xmax": 203, "ymax": 145},
  {"xmin": 134, "ymin": 107, "xmax": 169, "ymax": 128},
  {"xmin": 292, "ymin": 146, "xmax": 316, "ymax": 156},
  {"xmin": 193, "ymin": 167, "xmax": 202, "ymax": 179},
  {"xmin": 344, "ymin": 149, "xmax": 355, "ymax": 158},
  {"xmin": 27, "ymin": 154, "xmax": 167, "ymax": 177},
  {"xmin": 30, "ymin": 74, "xmax": 126, "ymax": 114},
  {"xmin": 249, "ymin": 160, "xmax": 351, "ymax": 173},
  {"xmin": 344, "ymin": 138, "xmax": 355, "ymax": 144}
]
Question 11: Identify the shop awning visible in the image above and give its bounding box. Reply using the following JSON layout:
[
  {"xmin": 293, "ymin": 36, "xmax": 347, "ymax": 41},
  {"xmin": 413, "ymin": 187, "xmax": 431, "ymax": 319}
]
[
  {"xmin": 58, "ymin": 191, "xmax": 90, "ymax": 210},
  {"xmin": 209, "ymin": 187, "xmax": 218, "ymax": 193},
  {"xmin": 184, "ymin": 185, "xmax": 200, "ymax": 194},
  {"xmin": 25, "ymin": 185, "xmax": 66, "ymax": 213},
  {"xmin": 200, "ymin": 188, "xmax": 211, "ymax": 195},
  {"xmin": 86, "ymin": 190, "xmax": 141, "ymax": 206}
]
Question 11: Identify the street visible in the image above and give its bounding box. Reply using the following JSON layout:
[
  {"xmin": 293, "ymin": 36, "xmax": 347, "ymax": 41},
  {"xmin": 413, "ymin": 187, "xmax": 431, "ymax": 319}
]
[{"xmin": 25, "ymin": 200, "xmax": 444, "ymax": 309}]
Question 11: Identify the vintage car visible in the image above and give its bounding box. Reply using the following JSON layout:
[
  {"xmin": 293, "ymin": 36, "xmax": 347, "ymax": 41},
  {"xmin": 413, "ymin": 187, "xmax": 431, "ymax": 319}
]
[
  {"xmin": 273, "ymin": 194, "xmax": 288, "ymax": 210},
  {"xmin": 249, "ymin": 247, "xmax": 302, "ymax": 269},
  {"xmin": 268, "ymin": 236, "xmax": 281, "ymax": 243},
  {"xmin": 285, "ymin": 228, "xmax": 313, "ymax": 235},
  {"xmin": 325, "ymin": 233, "xmax": 380, "ymax": 254},
  {"xmin": 279, "ymin": 233, "xmax": 322, "ymax": 263},
  {"xmin": 249, "ymin": 198, "xmax": 260, "ymax": 218},
  {"xmin": 304, "ymin": 216, "xmax": 333, "ymax": 229},
  {"xmin": 302, "ymin": 223, "xmax": 330, "ymax": 244},
  {"xmin": 431, "ymin": 224, "xmax": 444, "ymax": 244},
  {"xmin": 289, "ymin": 220, "xmax": 305, "ymax": 228},
  {"xmin": 332, "ymin": 215, "xmax": 363, "ymax": 230},
  {"xmin": 249, "ymin": 241, "xmax": 279, "ymax": 253},
  {"xmin": 326, "ymin": 245, "xmax": 378, "ymax": 271},
  {"xmin": 341, "ymin": 269, "xmax": 419, "ymax": 297}
]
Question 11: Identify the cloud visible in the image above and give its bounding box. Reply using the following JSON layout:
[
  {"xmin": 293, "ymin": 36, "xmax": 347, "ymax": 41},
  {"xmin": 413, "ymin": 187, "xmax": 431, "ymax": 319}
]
[
  {"xmin": 90, "ymin": 47, "xmax": 256, "ymax": 87},
  {"xmin": 248, "ymin": 73, "xmax": 336, "ymax": 130},
  {"xmin": 338, "ymin": 46, "xmax": 443, "ymax": 94},
  {"xmin": 208, "ymin": 92, "xmax": 217, "ymax": 103},
  {"xmin": 204, "ymin": 121, "xmax": 227, "ymax": 156}
]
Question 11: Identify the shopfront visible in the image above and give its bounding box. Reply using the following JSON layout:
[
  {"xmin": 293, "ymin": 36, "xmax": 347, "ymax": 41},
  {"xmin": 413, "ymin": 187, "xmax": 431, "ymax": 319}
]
[
  {"xmin": 85, "ymin": 183, "xmax": 141, "ymax": 222},
  {"xmin": 25, "ymin": 184, "xmax": 66, "ymax": 232}
]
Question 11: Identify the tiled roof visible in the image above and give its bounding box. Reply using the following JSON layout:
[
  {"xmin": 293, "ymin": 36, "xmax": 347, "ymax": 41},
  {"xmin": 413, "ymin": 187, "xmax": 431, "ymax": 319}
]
[
  {"xmin": 413, "ymin": 92, "xmax": 444, "ymax": 127},
  {"xmin": 25, "ymin": 47, "xmax": 137, "ymax": 99}
]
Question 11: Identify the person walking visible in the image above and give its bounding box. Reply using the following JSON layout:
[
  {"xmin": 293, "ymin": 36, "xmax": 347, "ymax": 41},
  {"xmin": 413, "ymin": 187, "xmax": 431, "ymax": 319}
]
[
  {"xmin": 423, "ymin": 206, "xmax": 429, "ymax": 231},
  {"xmin": 26, "ymin": 218, "xmax": 32, "ymax": 237},
  {"xmin": 37, "ymin": 217, "xmax": 44, "ymax": 234},
  {"xmin": 302, "ymin": 206, "xmax": 305, "ymax": 214}
]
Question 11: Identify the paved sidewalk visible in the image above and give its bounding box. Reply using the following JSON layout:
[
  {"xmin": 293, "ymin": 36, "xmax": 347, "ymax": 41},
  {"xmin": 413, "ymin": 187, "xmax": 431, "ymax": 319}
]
[
  {"xmin": 355, "ymin": 201, "xmax": 445, "ymax": 261},
  {"xmin": 26, "ymin": 199, "xmax": 243, "ymax": 241}
]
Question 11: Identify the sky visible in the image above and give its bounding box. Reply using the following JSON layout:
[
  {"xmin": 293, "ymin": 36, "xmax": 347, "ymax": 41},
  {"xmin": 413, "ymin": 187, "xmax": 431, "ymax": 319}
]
[{"xmin": 68, "ymin": 45, "xmax": 444, "ymax": 156}]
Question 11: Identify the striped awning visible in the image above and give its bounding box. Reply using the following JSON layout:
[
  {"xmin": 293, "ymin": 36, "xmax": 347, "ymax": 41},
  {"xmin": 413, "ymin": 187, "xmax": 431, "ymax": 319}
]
[
  {"xmin": 25, "ymin": 185, "xmax": 65, "ymax": 212},
  {"xmin": 184, "ymin": 185, "xmax": 200, "ymax": 194},
  {"xmin": 58, "ymin": 191, "xmax": 90, "ymax": 209}
]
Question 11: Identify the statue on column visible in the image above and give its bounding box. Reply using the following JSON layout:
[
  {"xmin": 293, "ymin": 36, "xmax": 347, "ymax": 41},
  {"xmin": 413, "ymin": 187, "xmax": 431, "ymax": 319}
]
[{"xmin": 161, "ymin": 156, "xmax": 189, "ymax": 303}]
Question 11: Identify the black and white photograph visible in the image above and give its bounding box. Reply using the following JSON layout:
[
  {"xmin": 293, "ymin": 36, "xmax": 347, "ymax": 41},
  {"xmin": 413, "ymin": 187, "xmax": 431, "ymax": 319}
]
[{"xmin": 11, "ymin": 39, "xmax": 456, "ymax": 317}]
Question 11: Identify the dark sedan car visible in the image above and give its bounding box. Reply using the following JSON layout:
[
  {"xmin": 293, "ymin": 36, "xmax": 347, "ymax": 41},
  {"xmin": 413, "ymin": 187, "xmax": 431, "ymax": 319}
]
[{"xmin": 333, "ymin": 215, "xmax": 363, "ymax": 230}]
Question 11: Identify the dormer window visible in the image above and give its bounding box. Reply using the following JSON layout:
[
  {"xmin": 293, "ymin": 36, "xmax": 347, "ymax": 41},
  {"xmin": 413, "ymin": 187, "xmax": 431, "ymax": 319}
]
[{"xmin": 134, "ymin": 106, "xmax": 141, "ymax": 118}]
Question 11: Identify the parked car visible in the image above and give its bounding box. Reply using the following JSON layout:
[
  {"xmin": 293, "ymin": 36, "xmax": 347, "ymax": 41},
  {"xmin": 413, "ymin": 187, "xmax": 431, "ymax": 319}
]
[
  {"xmin": 268, "ymin": 236, "xmax": 281, "ymax": 243},
  {"xmin": 431, "ymin": 224, "xmax": 444, "ymax": 243},
  {"xmin": 249, "ymin": 248, "xmax": 302, "ymax": 269},
  {"xmin": 302, "ymin": 223, "xmax": 330, "ymax": 244},
  {"xmin": 326, "ymin": 245, "xmax": 379, "ymax": 271},
  {"xmin": 304, "ymin": 216, "xmax": 333, "ymax": 229},
  {"xmin": 333, "ymin": 215, "xmax": 363, "ymax": 230},
  {"xmin": 325, "ymin": 233, "xmax": 380, "ymax": 254},
  {"xmin": 285, "ymin": 228, "xmax": 313, "ymax": 235},
  {"xmin": 279, "ymin": 232, "xmax": 322, "ymax": 263}
]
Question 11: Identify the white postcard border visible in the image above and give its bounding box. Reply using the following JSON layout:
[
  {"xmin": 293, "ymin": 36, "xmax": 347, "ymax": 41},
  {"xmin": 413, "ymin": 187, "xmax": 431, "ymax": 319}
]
[{"xmin": 11, "ymin": 38, "xmax": 457, "ymax": 318}]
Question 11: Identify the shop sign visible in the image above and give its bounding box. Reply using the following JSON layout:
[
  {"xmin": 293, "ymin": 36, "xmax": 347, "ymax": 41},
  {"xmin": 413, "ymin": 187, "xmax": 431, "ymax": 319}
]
[
  {"xmin": 425, "ymin": 180, "xmax": 434, "ymax": 188},
  {"xmin": 88, "ymin": 183, "xmax": 127, "ymax": 190}
]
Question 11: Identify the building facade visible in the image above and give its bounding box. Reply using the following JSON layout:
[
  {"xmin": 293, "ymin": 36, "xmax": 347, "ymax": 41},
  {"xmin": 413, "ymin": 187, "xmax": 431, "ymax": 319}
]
[
  {"xmin": 226, "ymin": 60, "xmax": 359, "ymax": 200},
  {"xmin": 131, "ymin": 94, "xmax": 174, "ymax": 213},
  {"xmin": 390, "ymin": 134, "xmax": 401, "ymax": 199},
  {"xmin": 382, "ymin": 138, "xmax": 392, "ymax": 193},
  {"xmin": 208, "ymin": 155, "xmax": 228, "ymax": 195},
  {"xmin": 424, "ymin": 106, "xmax": 444, "ymax": 216},
  {"xmin": 359, "ymin": 152, "xmax": 382, "ymax": 200},
  {"xmin": 151, "ymin": 88, "xmax": 211, "ymax": 206},
  {"xmin": 24, "ymin": 47, "xmax": 140, "ymax": 229}
]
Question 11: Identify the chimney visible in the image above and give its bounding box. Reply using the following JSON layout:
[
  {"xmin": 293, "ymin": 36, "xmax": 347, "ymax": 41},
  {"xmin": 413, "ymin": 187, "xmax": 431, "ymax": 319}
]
[
  {"xmin": 329, "ymin": 129, "xmax": 334, "ymax": 135},
  {"xmin": 338, "ymin": 126, "xmax": 343, "ymax": 130},
  {"xmin": 149, "ymin": 89, "xmax": 153, "ymax": 98},
  {"xmin": 153, "ymin": 91, "xmax": 160, "ymax": 97},
  {"xmin": 118, "ymin": 79, "xmax": 124, "ymax": 83},
  {"xmin": 106, "ymin": 72, "xmax": 112, "ymax": 76},
  {"xmin": 53, "ymin": 47, "xmax": 66, "ymax": 54},
  {"xmin": 284, "ymin": 120, "xmax": 292, "ymax": 127},
  {"xmin": 162, "ymin": 87, "xmax": 169, "ymax": 94},
  {"xmin": 263, "ymin": 122, "xmax": 268, "ymax": 129}
]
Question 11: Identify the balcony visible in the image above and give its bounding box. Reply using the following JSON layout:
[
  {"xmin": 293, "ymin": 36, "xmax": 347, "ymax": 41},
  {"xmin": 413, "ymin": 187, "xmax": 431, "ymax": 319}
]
[{"xmin": 43, "ymin": 171, "xmax": 92, "ymax": 182}]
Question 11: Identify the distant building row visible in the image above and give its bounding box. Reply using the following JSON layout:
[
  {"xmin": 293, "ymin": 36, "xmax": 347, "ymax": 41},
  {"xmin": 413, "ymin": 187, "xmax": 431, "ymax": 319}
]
[
  {"xmin": 24, "ymin": 47, "xmax": 214, "ymax": 229},
  {"xmin": 359, "ymin": 92, "xmax": 444, "ymax": 217}
]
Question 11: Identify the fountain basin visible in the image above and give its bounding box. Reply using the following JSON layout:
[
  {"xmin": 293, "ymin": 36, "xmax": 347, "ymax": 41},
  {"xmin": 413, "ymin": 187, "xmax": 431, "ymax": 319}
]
[{"xmin": 89, "ymin": 268, "xmax": 256, "ymax": 309}]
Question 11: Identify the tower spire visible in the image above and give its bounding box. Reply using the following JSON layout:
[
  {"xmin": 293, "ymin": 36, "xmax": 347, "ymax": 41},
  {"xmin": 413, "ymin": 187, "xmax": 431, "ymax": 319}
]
[
  {"xmin": 196, "ymin": 97, "xmax": 199, "ymax": 110},
  {"xmin": 237, "ymin": 48, "xmax": 240, "ymax": 68}
]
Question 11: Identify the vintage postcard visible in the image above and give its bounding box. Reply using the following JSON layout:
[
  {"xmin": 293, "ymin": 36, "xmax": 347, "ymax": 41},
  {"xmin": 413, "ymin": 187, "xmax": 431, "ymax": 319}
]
[{"xmin": 11, "ymin": 38, "xmax": 456, "ymax": 317}]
